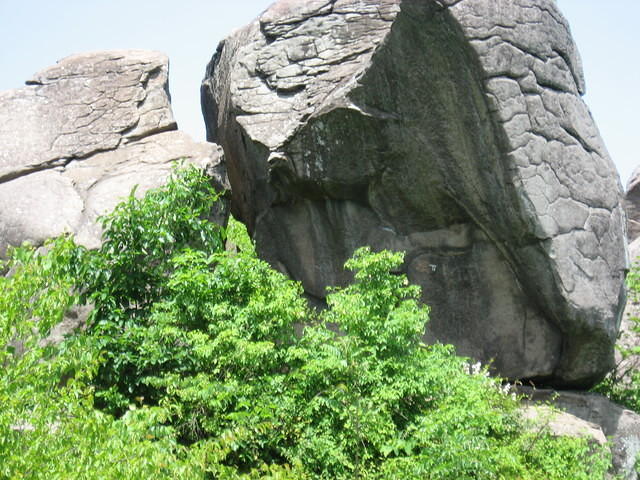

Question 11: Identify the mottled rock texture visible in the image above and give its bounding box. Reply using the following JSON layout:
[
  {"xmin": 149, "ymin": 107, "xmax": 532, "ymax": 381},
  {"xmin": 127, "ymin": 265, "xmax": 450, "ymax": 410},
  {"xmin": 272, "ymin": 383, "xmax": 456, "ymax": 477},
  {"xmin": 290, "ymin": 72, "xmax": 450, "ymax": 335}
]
[
  {"xmin": 0, "ymin": 50, "xmax": 228, "ymax": 254},
  {"xmin": 202, "ymin": 0, "xmax": 626, "ymax": 386}
]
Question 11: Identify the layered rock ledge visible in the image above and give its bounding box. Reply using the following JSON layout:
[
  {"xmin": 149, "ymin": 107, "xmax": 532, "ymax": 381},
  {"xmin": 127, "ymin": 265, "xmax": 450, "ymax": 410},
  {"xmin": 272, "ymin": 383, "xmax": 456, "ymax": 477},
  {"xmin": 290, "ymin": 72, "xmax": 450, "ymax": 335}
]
[{"xmin": 0, "ymin": 50, "xmax": 229, "ymax": 254}]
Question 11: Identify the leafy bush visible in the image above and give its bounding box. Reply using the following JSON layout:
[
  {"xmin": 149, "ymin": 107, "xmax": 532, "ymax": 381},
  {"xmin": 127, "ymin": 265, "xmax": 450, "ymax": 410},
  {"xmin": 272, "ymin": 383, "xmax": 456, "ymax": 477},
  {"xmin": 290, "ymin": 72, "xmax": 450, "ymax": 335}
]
[
  {"xmin": 75, "ymin": 166, "xmax": 225, "ymax": 414},
  {"xmin": 0, "ymin": 165, "xmax": 613, "ymax": 478}
]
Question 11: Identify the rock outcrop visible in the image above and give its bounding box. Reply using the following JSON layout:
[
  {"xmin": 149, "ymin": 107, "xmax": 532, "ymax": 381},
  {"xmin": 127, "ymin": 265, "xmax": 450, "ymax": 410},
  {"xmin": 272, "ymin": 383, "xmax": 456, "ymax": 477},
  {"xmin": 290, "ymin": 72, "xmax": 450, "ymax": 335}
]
[
  {"xmin": 0, "ymin": 50, "xmax": 229, "ymax": 255},
  {"xmin": 202, "ymin": 0, "xmax": 627, "ymax": 386}
]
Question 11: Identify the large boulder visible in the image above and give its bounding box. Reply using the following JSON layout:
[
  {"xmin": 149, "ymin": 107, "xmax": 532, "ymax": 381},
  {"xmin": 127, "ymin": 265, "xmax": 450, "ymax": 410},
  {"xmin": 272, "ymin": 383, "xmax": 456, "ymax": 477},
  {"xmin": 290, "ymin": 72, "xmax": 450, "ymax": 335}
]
[
  {"xmin": 0, "ymin": 50, "xmax": 229, "ymax": 255},
  {"xmin": 202, "ymin": 0, "xmax": 627, "ymax": 386}
]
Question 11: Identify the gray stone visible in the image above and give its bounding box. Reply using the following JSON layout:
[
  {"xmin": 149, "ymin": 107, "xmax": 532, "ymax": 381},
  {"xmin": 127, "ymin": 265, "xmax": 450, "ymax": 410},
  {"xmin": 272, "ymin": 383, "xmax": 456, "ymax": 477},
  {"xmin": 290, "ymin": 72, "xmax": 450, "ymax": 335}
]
[
  {"xmin": 39, "ymin": 304, "xmax": 93, "ymax": 348},
  {"xmin": 0, "ymin": 50, "xmax": 229, "ymax": 256},
  {"xmin": 626, "ymin": 168, "xmax": 640, "ymax": 242},
  {"xmin": 521, "ymin": 388, "xmax": 640, "ymax": 479},
  {"xmin": 520, "ymin": 404, "xmax": 607, "ymax": 446},
  {"xmin": 202, "ymin": 0, "xmax": 626, "ymax": 386}
]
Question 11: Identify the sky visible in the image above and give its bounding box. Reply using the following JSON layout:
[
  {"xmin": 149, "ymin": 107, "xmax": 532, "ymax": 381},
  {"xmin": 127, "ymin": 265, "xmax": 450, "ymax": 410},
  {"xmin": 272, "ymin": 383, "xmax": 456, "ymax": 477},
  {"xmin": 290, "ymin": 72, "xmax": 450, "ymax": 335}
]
[{"xmin": 0, "ymin": 0, "xmax": 638, "ymax": 185}]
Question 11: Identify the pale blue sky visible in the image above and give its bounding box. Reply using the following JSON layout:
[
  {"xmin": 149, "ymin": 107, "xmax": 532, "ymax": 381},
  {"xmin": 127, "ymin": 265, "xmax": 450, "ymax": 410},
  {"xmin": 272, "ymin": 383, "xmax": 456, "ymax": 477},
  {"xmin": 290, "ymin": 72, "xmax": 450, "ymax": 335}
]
[{"xmin": 1, "ymin": 1, "xmax": 638, "ymax": 185}]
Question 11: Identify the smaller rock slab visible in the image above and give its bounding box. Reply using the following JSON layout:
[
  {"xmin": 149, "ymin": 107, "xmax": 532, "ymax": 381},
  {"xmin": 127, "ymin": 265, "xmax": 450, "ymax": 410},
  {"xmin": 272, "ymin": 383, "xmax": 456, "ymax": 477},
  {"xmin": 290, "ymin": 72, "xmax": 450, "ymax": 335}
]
[
  {"xmin": 521, "ymin": 387, "xmax": 640, "ymax": 479},
  {"xmin": 0, "ymin": 50, "xmax": 229, "ymax": 256},
  {"xmin": 521, "ymin": 404, "xmax": 607, "ymax": 445}
]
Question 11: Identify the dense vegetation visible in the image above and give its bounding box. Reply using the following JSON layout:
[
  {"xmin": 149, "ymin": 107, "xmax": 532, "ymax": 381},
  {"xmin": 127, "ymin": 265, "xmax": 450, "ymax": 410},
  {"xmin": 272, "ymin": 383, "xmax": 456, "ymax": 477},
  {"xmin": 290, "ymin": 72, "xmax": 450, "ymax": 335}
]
[{"xmin": 0, "ymin": 166, "xmax": 613, "ymax": 478}]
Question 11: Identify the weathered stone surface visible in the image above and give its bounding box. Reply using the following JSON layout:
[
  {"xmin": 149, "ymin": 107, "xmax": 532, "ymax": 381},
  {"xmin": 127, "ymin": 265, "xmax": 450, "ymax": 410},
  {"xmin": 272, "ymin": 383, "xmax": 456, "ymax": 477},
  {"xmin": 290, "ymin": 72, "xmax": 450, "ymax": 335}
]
[
  {"xmin": 520, "ymin": 404, "xmax": 607, "ymax": 445},
  {"xmin": 202, "ymin": 0, "xmax": 626, "ymax": 386},
  {"xmin": 626, "ymin": 168, "xmax": 640, "ymax": 242},
  {"xmin": 521, "ymin": 388, "xmax": 640, "ymax": 479},
  {"xmin": 0, "ymin": 50, "xmax": 229, "ymax": 255}
]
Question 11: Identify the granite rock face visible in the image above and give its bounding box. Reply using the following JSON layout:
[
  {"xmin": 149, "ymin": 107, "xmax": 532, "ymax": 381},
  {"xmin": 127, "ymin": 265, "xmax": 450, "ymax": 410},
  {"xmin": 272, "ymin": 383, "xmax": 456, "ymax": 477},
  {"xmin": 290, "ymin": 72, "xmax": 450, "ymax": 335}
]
[
  {"xmin": 202, "ymin": 0, "xmax": 627, "ymax": 386},
  {"xmin": 0, "ymin": 50, "xmax": 229, "ymax": 255}
]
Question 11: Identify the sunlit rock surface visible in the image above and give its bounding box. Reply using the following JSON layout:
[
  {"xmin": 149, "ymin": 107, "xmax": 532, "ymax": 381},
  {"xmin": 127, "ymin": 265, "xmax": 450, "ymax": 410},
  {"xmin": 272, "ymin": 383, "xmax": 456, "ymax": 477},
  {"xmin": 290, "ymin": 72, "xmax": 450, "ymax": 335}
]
[{"xmin": 0, "ymin": 50, "xmax": 229, "ymax": 254}]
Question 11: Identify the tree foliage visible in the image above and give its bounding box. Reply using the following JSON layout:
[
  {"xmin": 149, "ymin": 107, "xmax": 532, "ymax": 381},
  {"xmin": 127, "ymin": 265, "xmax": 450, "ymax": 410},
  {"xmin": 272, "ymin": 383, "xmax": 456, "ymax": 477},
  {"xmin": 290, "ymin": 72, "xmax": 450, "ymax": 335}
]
[{"xmin": 0, "ymin": 165, "xmax": 613, "ymax": 479}]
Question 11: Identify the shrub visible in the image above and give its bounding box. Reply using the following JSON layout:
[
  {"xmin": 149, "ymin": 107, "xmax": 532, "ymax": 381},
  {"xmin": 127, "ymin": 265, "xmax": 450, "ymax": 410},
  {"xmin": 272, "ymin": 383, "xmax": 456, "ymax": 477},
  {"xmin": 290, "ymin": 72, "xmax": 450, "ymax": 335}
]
[{"xmin": 0, "ymin": 165, "xmax": 613, "ymax": 478}]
